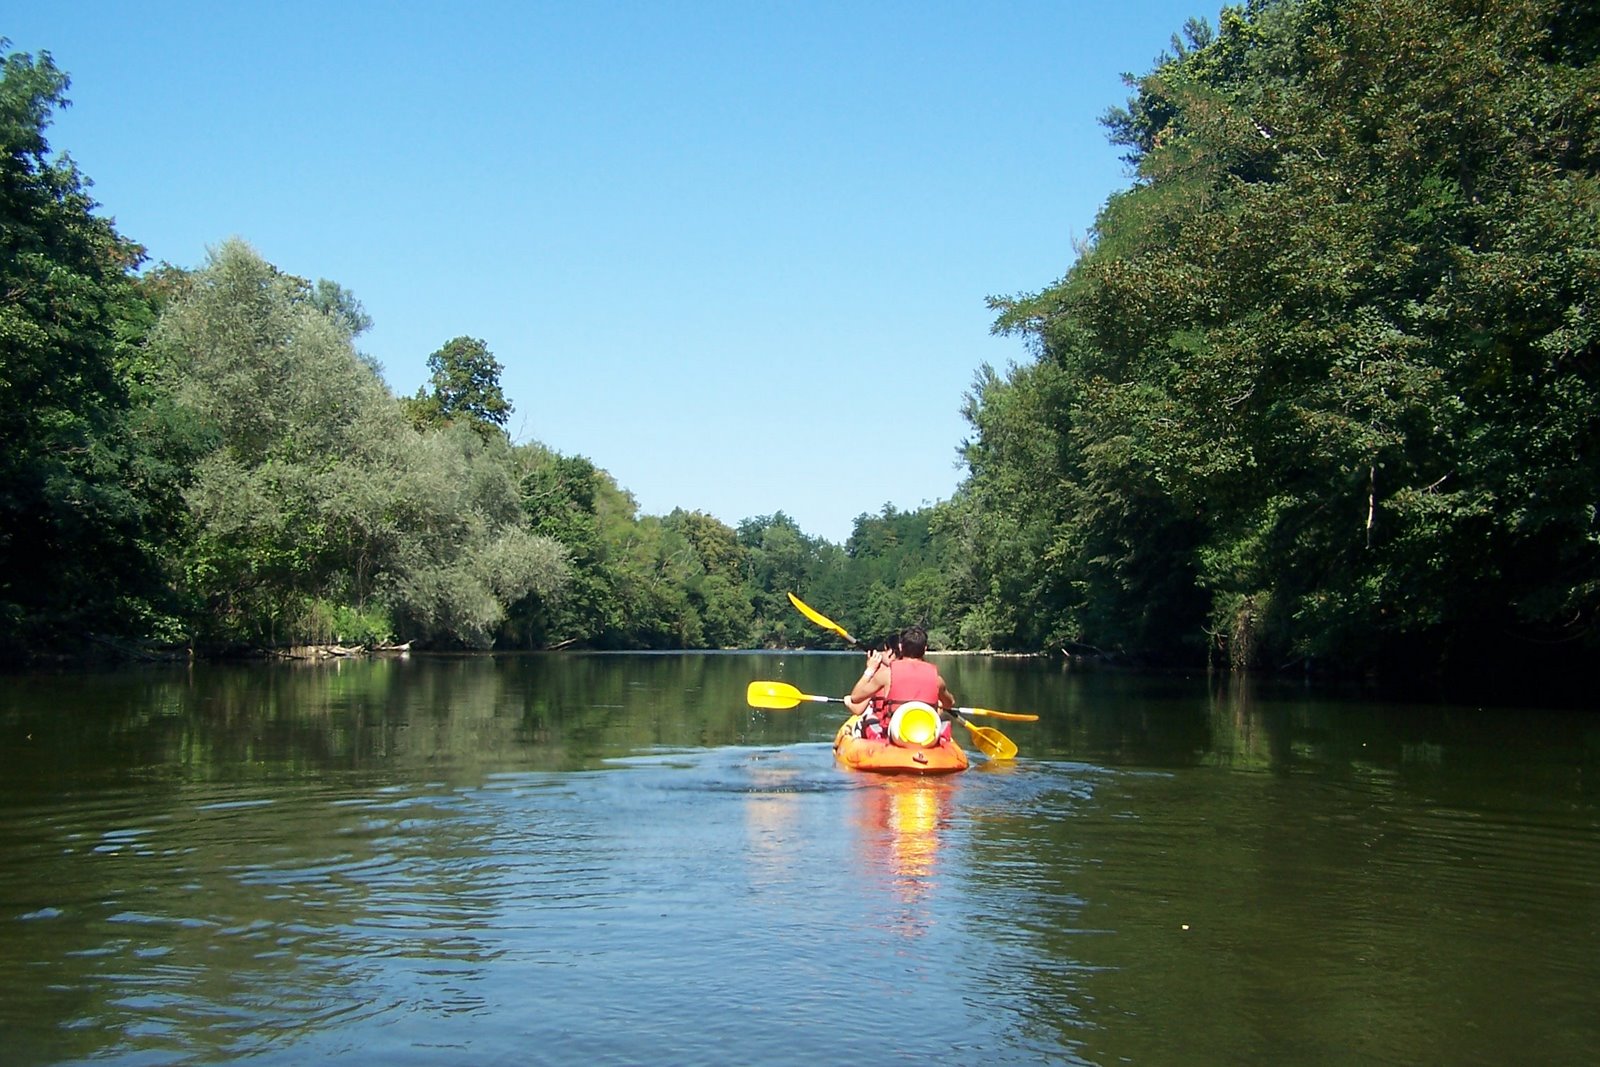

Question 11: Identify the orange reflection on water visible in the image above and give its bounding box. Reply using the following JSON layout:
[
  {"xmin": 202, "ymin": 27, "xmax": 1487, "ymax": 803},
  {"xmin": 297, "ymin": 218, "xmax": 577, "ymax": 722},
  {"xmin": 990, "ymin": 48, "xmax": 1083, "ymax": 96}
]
[{"xmin": 850, "ymin": 778, "xmax": 956, "ymax": 936}]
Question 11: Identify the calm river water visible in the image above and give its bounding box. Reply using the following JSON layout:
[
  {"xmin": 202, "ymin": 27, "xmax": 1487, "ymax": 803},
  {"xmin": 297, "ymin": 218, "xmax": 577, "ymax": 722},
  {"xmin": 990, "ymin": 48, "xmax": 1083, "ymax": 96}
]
[{"xmin": 2, "ymin": 652, "xmax": 1596, "ymax": 1066}]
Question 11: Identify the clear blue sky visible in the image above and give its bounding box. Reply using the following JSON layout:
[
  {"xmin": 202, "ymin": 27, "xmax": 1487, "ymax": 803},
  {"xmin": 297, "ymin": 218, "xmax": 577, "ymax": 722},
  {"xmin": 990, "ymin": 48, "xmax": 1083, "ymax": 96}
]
[{"xmin": 8, "ymin": 0, "xmax": 1213, "ymax": 544}]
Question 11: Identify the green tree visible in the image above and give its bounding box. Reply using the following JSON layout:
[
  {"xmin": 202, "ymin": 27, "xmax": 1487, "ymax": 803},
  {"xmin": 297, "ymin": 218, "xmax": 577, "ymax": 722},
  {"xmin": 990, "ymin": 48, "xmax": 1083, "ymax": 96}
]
[
  {"xmin": 147, "ymin": 241, "xmax": 567, "ymax": 649},
  {"xmin": 962, "ymin": 0, "xmax": 1600, "ymax": 680},
  {"xmin": 663, "ymin": 509, "xmax": 754, "ymax": 646},
  {"xmin": 0, "ymin": 44, "xmax": 181, "ymax": 656},
  {"xmin": 381, "ymin": 427, "xmax": 572, "ymax": 648},
  {"xmin": 836, "ymin": 504, "xmax": 957, "ymax": 644},
  {"xmin": 737, "ymin": 513, "xmax": 843, "ymax": 646},
  {"xmin": 406, "ymin": 336, "xmax": 512, "ymax": 437},
  {"xmin": 305, "ymin": 278, "xmax": 372, "ymax": 340},
  {"xmin": 504, "ymin": 445, "xmax": 611, "ymax": 647}
]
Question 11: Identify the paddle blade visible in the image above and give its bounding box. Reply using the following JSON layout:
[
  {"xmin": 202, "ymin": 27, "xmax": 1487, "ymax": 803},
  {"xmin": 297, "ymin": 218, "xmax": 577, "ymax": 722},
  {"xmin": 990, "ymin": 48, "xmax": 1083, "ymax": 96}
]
[
  {"xmin": 959, "ymin": 706, "xmax": 1040, "ymax": 723},
  {"xmin": 787, "ymin": 592, "xmax": 859, "ymax": 646},
  {"xmin": 746, "ymin": 681, "xmax": 805, "ymax": 710},
  {"xmin": 959, "ymin": 718, "xmax": 1019, "ymax": 760},
  {"xmin": 746, "ymin": 681, "xmax": 845, "ymax": 710}
]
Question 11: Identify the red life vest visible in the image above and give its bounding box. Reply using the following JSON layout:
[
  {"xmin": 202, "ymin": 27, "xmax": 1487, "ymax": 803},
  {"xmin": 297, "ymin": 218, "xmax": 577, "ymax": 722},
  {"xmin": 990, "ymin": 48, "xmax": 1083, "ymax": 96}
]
[
  {"xmin": 885, "ymin": 657, "xmax": 940, "ymax": 708},
  {"xmin": 857, "ymin": 685, "xmax": 890, "ymax": 739}
]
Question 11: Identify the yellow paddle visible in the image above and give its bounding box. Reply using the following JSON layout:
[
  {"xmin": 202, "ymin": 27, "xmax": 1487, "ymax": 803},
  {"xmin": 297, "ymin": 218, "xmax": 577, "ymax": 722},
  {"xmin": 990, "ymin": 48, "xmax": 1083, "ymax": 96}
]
[
  {"xmin": 786, "ymin": 592, "xmax": 861, "ymax": 646},
  {"xmin": 746, "ymin": 680, "xmax": 847, "ymax": 710},
  {"xmin": 952, "ymin": 712, "xmax": 1018, "ymax": 760},
  {"xmin": 745, "ymin": 681, "xmax": 1034, "ymax": 721},
  {"xmin": 746, "ymin": 681, "xmax": 1019, "ymax": 761},
  {"xmin": 946, "ymin": 705, "xmax": 1037, "ymax": 722}
]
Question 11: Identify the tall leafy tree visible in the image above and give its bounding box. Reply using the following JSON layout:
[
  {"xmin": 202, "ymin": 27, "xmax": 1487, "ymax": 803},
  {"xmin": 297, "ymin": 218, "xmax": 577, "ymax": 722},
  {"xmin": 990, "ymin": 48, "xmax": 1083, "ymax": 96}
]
[
  {"xmin": 962, "ymin": 0, "xmax": 1600, "ymax": 678},
  {"xmin": 305, "ymin": 278, "xmax": 372, "ymax": 340},
  {"xmin": 0, "ymin": 44, "xmax": 177, "ymax": 656},
  {"xmin": 504, "ymin": 445, "xmax": 610, "ymax": 647},
  {"xmin": 737, "ymin": 513, "xmax": 843, "ymax": 646},
  {"xmin": 147, "ymin": 240, "xmax": 568, "ymax": 649},
  {"xmin": 407, "ymin": 336, "xmax": 512, "ymax": 437},
  {"xmin": 837, "ymin": 504, "xmax": 958, "ymax": 644},
  {"xmin": 663, "ymin": 508, "xmax": 754, "ymax": 647}
]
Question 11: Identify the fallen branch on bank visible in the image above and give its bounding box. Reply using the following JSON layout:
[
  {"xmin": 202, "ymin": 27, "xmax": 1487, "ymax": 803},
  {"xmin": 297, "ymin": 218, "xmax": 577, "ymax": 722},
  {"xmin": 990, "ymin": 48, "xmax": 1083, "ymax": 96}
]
[{"xmin": 275, "ymin": 641, "xmax": 412, "ymax": 660}]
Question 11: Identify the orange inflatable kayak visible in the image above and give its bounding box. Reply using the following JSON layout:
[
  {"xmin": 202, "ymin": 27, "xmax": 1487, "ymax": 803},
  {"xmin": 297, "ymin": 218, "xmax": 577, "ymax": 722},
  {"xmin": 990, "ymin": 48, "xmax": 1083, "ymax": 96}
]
[{"xmin": 832, "ymin": 715, "xmax": 969, "ymax": 775}]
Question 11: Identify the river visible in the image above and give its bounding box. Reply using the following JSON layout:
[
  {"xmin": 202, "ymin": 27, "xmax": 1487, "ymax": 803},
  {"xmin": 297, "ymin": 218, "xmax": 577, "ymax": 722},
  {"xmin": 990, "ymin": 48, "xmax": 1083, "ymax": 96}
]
[{"xmin": 2, "ymin": 652, "xmax": 1596, "ymax": 1065}]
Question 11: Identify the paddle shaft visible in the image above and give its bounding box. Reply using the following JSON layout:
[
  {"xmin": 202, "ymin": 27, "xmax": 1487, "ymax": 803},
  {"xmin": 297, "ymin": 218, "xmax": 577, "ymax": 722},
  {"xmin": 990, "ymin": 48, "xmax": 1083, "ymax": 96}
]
[{"xmin": 955, "ymin": 706, "xmax": 1039, "ymax": 722}]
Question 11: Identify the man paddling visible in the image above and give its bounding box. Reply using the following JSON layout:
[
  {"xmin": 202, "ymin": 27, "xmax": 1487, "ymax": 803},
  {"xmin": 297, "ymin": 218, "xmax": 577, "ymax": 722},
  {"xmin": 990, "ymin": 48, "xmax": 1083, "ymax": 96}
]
[{"xmin": 848, "ymin": 625, "xmax": 955, "ymax": 742}]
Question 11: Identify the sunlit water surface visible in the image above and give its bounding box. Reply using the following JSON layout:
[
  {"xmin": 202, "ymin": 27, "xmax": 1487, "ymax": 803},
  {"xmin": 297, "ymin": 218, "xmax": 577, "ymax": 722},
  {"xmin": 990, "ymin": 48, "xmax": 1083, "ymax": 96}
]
[{"xmin": 2, "ymin": 653, "xmax": 1596, "ymax": 1065}]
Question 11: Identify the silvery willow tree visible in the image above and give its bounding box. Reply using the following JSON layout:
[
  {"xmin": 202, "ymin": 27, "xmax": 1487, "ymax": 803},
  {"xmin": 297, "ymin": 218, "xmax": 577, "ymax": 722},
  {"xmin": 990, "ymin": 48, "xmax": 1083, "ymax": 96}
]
[{"xmin": 146, "ymin": 240, "xmax": 570, "ymax": 648}]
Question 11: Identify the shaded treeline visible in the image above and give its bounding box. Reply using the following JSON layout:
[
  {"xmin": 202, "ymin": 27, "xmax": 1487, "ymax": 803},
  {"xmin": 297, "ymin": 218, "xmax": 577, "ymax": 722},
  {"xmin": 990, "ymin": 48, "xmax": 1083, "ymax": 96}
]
[
  {"xmin": 4, "ymin": 0, "xmax": 1598, "ymax": 686},
  {"xmin": 948, "ymin": 0, "xmax": 1600, "ymax": 684}
]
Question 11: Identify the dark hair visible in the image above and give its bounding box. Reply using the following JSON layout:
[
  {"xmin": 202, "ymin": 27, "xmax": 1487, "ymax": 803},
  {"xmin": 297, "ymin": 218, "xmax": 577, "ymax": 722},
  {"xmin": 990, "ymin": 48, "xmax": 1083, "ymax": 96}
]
[
  {"xmin": 898, "ymin": 625, "xmax": 928, "ymax": 658},
  {"xmin": 864, "ymin": 633, "xmax": 902, "ymax": 656}
]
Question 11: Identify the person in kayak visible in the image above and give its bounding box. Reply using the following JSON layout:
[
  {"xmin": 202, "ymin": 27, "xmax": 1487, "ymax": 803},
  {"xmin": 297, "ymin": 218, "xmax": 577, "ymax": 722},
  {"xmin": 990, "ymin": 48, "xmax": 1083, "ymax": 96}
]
[
  {"xmin": 848, "ymin": 625, "xmax": 956, "ymax": 743},
  {"xmin": 844, "ymin": 634, "xmax": 898, "ymax": 738}
]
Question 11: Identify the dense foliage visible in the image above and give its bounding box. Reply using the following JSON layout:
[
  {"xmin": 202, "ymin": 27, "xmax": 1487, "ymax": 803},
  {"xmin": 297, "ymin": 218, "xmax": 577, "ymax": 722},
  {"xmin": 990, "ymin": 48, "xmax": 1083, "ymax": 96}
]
[
  {"xmin": 952, "ymin": 0, "xmax": 1600, "ymax": 679},
  {"xmin": 5, "ymin": 2, "xmax": 1598, "ymax": 689},
  {"xmin": 0, "ymin": 46, "xmax": 178, "ymax": 656}
]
